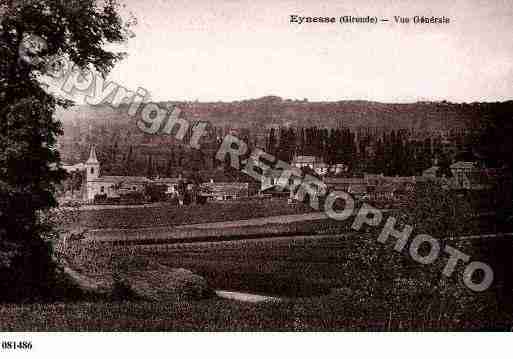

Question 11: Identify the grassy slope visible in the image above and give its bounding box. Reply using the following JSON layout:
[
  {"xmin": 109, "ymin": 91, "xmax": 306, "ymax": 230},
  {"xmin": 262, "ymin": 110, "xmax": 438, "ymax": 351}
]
[
  {"xmin": 147, "ymin": 230, "xmax": 513, "ymax": 330},
  {"xmin": 0, "ymin": 293, "xmax": 508, "ymax": 331},
  {"xmin": 42, "ymin": 198, "xmax": 512, "ymax": 331},
  {"xmin": 0, "ymin": 299, "xmax": 293, "ymax": 331},
  {"xmin": 4, "ymin": 230, "xmax": 511, "ymax": 330}
]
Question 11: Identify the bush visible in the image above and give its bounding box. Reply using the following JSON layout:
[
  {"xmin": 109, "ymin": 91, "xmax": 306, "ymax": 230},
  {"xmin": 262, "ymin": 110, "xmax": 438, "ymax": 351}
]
[
  {"xmin": 54, "ymin": 233, "xmax": 214, "ymax": 302},
  {"xmin": 93, "ymin": 194, "xmax": 108, "ymax": 204},
  {"xmin": 121, "ymin": 267, "xmax": 214, "ymax": 302},
  {"xmin": 119, "ymin": 192, "xmax": 146, "ymax": 205}
]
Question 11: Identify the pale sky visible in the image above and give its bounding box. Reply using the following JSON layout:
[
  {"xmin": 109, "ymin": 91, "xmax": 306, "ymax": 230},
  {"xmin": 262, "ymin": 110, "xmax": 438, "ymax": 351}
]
[{"xmin": 104, "ymin": 0, "xmax": 513, "ymax": 103}]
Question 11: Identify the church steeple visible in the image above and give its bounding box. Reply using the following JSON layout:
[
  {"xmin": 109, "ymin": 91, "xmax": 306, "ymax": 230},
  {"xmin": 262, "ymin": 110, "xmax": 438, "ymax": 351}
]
[
  {"xmin": 85, "ymin": 145, "xmax": 100, "ymax": 180},
  {"xmin": 86, "ymin": 145, "xmax": 99, "ymax": 164}
]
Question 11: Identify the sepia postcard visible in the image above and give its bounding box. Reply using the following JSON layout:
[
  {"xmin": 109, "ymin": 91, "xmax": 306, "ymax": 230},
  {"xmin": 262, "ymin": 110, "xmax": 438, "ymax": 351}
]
[{"xmin": 0, "ymin": 0, "xmax": 512, "ymax": 357}]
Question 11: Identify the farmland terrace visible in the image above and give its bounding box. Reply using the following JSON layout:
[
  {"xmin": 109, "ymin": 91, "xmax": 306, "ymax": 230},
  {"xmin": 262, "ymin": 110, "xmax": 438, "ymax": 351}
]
[
  {"xmin": 60, "ymin": 199, "xmax": 315, "ymax": 230},
  {"xmin": 33, "ymin": 230, "xmax": 513, "ymax": 331},
  {"xmin": 44, "ymin": 199, "xmax": 513, "ymax": 331}
]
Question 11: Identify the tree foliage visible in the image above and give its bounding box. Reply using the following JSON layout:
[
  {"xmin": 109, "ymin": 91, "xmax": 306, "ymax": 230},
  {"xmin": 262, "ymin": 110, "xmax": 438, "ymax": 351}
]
[{"xmin": 0, "ymin": 0, "xmax": 129, "ymax": 301}]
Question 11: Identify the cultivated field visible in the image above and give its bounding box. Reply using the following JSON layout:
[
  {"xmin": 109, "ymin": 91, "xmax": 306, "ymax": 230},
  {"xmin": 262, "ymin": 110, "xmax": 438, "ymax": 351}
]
[
  {"xmin": 61, "ymin": 199, "xmax": 315, "ymax": 230},
  {"xmin": 20, "ymin": 199, "xmax": 510, "ymax": 331},
  {"xmin": 3, "ymin": 229, "xmax": 512, "ymax": 331}
]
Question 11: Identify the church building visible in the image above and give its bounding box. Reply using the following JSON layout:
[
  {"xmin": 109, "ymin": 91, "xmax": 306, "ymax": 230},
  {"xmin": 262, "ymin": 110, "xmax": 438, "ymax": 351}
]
[{"xmin": 83, "ymin": 145, "xmax": 152, "ymax": 202}]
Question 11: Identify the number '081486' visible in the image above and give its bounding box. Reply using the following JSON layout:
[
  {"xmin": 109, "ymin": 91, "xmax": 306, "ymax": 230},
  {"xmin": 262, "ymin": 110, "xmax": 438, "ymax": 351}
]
[{"xmin": 2, "ymin": 341, "xmax": 33, "ymax": 350}]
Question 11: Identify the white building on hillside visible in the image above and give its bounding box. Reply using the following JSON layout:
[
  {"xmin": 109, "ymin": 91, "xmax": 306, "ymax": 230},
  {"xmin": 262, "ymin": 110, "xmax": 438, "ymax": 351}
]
[
  {"xmin": 81, "ymin": 146, "xmax": 181, "ymax": 202},
  {"xmin": 82, "ymin": 145, "xmax": 150, "ymax": 201},
  {"xmin": 291, "ymin": 155, "xmax": 329, "ymax": 176}
]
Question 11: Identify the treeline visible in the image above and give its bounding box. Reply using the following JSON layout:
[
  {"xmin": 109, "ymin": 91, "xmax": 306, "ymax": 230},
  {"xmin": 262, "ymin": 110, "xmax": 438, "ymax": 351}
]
[
  {"xmin": 63, "ymin": 100, "xmax": 513, "ymax": 179},
  {"xmin": 79, "ymin": 126, "xmax": 463, "ymax": 178},
  {"xmin": 266, "ymin": 127, "xmax": 460, "ymax": 176}
]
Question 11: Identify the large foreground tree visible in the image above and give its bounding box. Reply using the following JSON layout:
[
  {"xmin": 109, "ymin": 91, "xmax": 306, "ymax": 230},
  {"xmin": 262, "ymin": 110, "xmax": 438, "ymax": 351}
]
[{"xmin": 0, "ymin": 0, "xmax": 130, "ymax": 301}]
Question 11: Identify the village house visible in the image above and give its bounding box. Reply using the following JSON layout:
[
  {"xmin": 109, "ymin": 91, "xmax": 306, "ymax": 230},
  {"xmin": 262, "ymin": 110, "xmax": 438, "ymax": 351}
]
[
  {"xmin": 153, "ymin": 176, "xmax": 183, "ymax": 196},
  {"xmin": 422, "ymin": 165, "xmax": 440, "ymax": 179},
  {"xmin": 63, "ymin": 146, "xmax": 253, "ymax": 204},
  {"xmin": 450, "ymin": 161, "xmax": 479, "ymax": 190},
  {"xmin": 59, "ymin": 146, "xmax": 183, "ymax": 203},
  {"xmin": 329, "ymin": 163, "xmax": 349, "ymax": 175},
  {"xmin": 291, "ymin": 155, "xmax": 329, "ymax": 176},
  {"xmin": 323, "ymin": 174, "xmax": 419, "ymax": 202},
  {"xmin": 448, "ymin": 161, "xmax": 499, "ymax": 191},
  {"xmin": 82, "ymin": 146, "xmax": 152, "ymax": 202},
  {"xmin": 259, "ymin": 168, "xmax": 302, "ymax": 198},
  {"xmin": 420, "ymin": 161, "xmax": 499, "ymax": 191},
  {"xmin": 202, "ymin": 180, "xmax": 250, "ymax": 201},
  {"xmin": 323, "ymin": 177, "xmax": 367, "ymax": 192}
]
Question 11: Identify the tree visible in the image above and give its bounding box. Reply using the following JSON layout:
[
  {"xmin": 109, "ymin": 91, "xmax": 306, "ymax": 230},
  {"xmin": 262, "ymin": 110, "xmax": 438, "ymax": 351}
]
[
  {"xmin": 0, "ymin": 0, "xmax": 130, "ymax": 301},
  {"xmin": 402, "ymin": 182, "xmax": 477, "ymax": 239},
  {"xmin": 437, "ymin": 152, "xmax": 453, "ymax": 178},
  {"xmin": 165, "ymin": 157, "xmax": 174, "ymax": 177},
  {"xmin": 124, "ymin": 145, "xmax": 133, "ymax": 175},
  {"xmin": 146, "ymin": 155, "xmax": 154, "ymax": 179},
  {"xmin": 267, "ymin": 127, "xmax": 276, "ymax": 155},
  {"xmin": 176, "ymin": 178, "xmax": 187, "ymax": 206},
  {"xmin": 188, "ymin": 171, "xmax": 203, "ymax": 204},
  {"xmin": 277, "ymin": 127, "xmax": 295, "ymax": 162},
  {"xmin": 144, "ymin": 183, "xmax": 167, "ymax": 203},
  {"xmin": 374, "ymin": 137, "xmax": 385, "ymax": 175}
]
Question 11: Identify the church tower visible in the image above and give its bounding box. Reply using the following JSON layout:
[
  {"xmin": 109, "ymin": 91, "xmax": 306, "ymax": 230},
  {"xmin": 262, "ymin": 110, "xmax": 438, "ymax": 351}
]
[{"xmin": 85, "ymin": 145, "xmax": 100, "ymax": 180}]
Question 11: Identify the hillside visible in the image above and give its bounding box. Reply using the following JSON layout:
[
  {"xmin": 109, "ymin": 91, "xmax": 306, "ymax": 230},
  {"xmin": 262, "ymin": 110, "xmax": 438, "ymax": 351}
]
[
  {"xmin": 56, "ymin": 97, "xmax": 495, "ymax": 133},
  {"xmin": 54, "ymin": 97, "xmax": 513, "ymax": 176}
]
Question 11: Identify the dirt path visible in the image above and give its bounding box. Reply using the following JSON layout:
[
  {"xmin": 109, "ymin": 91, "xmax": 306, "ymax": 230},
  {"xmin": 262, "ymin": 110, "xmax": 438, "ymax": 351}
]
[
  {"xmin": 215, "ymin": 290, "xmax": 282, "ymax": 303},
  {"xmin": 176, "ymin": 212, "xmax": 329, "ymax": 229}
]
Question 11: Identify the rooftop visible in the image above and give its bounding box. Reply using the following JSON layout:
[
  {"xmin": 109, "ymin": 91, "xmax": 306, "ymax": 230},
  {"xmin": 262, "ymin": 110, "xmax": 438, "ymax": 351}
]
[
  {"xmin": 450, "ymin": 161, "xmax": 476, "ymax": 169},
  {"xmin": 292, "ymin": 155, "xmax": 318, "ymax": 163},
  {"xmin": 89, "ymin": 176, "xmax": 151, "ymax": 183}
]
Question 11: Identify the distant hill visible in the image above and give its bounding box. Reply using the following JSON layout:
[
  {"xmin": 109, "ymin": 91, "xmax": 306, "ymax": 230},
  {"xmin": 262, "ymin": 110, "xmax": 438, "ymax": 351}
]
[
  {"xmin": 55, "ymin": 97, "xmax": 513, "ymax": 170},
  {"xmin": 56, "ymin": 96, "xmax": 504, "ymax": 133}
]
